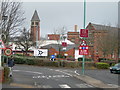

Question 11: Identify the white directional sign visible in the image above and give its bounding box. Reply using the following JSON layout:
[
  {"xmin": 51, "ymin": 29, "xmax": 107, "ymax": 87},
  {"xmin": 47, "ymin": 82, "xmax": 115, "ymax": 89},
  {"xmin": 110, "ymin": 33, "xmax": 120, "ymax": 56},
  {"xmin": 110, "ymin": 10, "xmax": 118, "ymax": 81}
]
[{"xmin": 34, "ymin": 49, "xmax": 48, "ymax": 56}]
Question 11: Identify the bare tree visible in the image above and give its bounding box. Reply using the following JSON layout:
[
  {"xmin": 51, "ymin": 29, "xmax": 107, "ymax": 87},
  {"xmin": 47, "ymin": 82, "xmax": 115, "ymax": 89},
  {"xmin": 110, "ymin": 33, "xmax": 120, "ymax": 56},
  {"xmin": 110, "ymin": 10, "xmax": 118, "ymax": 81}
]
[
  {"xmin": 15, "ymin": 28, "xmax": 35, "ymax": 55},
  {"xmin": 96, "ymin": 28, "xmax": 118, "ymax": 59},
  {"xmin": 0, "ymin": 0, "xmax": 25, "ymax": 45}
]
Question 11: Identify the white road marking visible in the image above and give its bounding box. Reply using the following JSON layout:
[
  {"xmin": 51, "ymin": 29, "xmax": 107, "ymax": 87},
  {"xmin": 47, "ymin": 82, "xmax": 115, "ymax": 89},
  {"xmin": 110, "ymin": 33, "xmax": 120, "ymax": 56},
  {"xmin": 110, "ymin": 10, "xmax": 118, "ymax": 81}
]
[
  {"xmin": 55, "ymin": 70, "xmax": 73, "ymax": 77},
  {"xmin": 75, "ymin": 70, "xmax": 80, "ymax": 75},
  {"xmin": 75, "ymin": 84, "xmax": 93, "ymax": 88},
  {"xmin": 13, "ymin": 70, "xmax": 42, "ymax": 74},
  {"xmin": 107, "ymin": 84, "xmax": 119, "ymax": 88},
  {"xmin": 33, "ymin": 75, "xmax": 70, "ymax": 79},
  {"xmin": 59, "ymin": 84, "xmax": 71, "ymax": 88},
  {"xmin": 37, "ymin": 85, "xmax": 52, "ymax": 88}
]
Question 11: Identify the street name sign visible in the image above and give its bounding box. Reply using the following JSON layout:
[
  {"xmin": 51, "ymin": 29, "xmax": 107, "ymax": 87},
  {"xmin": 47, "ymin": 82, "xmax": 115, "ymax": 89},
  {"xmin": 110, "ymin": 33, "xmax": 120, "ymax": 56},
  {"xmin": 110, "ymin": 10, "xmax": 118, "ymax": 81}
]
[{"xmin": 34, "ymin": 49, "xmax": 48, "ymax": 56}]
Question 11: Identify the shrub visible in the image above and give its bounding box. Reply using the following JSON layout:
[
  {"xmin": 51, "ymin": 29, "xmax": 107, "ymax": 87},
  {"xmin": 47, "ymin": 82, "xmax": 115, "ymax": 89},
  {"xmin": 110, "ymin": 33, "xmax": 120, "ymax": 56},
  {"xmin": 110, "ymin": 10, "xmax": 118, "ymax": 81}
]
[
  {"xmin": 4, "ymin": 67, "xmax": 10, "ymax": 82},
  {"xmin": 14, "ymin": 57, "xmax": 26, "ymax": 64},
  {"xmin": 85, "ymin": 58, "xmax": 92, "ymax": 62},
  {"xmin": 64, "ymin": 61, "xmax": 78, "ymax": 68},
  {"xmin": 15, "ymin": 54, "xmax": 23, "ymax": 56},
  {"xmin": 78, "ymin": 58, "xmax": 82, "ymax": 61},
  {"xmin": 56, "ymin": 55, "xmax": 64, "ymax": 58},
  {"xmin": 34, "ymin": 59, "xmax": 44, "ymax": 66},
  {"xmin": 25, "ymin": 59, "xmax": 35, "ymax": 65},
  {"xmin": 95, "ymin": 62, "xmax": 109, "ymax": 69},
  {"xmin": 118, "ymin": 60, "xmax": 120, "ymax": 63}
]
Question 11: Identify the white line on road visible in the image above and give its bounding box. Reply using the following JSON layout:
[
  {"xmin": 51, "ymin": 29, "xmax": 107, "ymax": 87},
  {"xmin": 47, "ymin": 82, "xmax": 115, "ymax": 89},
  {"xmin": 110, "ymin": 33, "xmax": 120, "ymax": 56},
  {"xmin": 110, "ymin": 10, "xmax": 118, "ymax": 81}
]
[
  {"xmin": 13, "ymin": 70, "xmax": 42, "ymax": 74},
  {"xmin": 74, "ymin": 70, "xmax": 80, "ymax": 75},
  {"xmin": 107, "ymin": 84, "xmax": 119, "ymax": 88},
  {"xmin": 59, "ymin": 84, "xmax": 71, "ymax": 88},
  {"xmin": 55, "ymin": 70, "xmax": 73, "ymax": 77},
  {"xmin": 33, "ymin": 75, "xmax": 70, "ymax": 79}
]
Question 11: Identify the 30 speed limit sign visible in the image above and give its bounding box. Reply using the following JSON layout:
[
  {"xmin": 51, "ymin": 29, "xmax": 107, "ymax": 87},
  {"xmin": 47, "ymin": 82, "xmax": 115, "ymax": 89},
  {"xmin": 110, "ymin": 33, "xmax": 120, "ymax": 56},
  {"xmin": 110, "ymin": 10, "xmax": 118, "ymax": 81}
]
[{"xmin": 4, "ymin": 48, "xmax": 12, "ymax": 56}]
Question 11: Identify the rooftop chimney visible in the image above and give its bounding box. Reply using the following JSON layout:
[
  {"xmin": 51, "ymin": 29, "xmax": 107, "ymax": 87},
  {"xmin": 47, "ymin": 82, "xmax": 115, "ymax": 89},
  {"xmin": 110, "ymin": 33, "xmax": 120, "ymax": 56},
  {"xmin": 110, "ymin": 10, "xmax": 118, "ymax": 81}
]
[{"xmin": 74, "ymin": 25, "xmax": 78, "ymax": 32}]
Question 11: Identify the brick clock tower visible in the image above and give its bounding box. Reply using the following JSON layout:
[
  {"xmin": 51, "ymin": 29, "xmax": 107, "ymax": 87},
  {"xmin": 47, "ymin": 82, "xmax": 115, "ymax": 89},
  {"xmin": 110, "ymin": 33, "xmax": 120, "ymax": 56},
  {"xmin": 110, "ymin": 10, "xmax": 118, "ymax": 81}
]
[{"xmin": 31, "ymin": 10, "xmax": 40, "ymax": 42}]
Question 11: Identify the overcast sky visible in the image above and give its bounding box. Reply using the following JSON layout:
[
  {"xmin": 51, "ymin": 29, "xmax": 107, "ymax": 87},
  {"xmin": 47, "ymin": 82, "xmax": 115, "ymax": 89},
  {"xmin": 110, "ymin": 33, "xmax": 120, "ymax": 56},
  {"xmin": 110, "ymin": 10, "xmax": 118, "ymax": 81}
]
[{"xmin": 22, "ymin": 1, "xmax": 118, "ymax": 37}]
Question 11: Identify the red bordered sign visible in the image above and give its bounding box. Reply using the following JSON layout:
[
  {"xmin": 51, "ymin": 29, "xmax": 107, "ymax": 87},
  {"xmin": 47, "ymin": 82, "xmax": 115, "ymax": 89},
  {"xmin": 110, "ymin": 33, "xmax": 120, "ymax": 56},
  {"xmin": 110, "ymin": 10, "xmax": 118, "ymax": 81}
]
[
  {"xmin": 4, "ymin": 48, "xmax": 12, "ymax": 56},
  {"xmin": 80, "ymin": 29, "xmax": 88, "ymax": 37},
  {"xmin": 79, "ymin": 45, "xmax": 89, "ymax": 55},
  {"xmin": 79, "ymin": 40, "xmax": 89, "ymax": 55}
]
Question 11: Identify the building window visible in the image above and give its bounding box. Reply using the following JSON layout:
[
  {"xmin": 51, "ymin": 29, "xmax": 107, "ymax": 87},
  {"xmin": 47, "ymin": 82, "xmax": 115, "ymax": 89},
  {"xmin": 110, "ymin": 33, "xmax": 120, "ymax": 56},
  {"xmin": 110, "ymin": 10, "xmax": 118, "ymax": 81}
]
[
  {"xmin": 32, "ymin": 22, "xmax": 34, "ymax": 25},
  {"xmin": 35, "ymin": 22, "xmax": 39, "ymax": 26}
]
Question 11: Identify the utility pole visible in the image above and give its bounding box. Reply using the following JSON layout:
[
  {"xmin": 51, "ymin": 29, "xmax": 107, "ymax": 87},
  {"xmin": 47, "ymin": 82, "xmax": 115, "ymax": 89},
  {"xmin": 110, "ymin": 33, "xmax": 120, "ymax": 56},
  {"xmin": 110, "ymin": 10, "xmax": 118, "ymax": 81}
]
[{"xmin": 82, "ymin": 0, "xmax": 86, "ymax": 75}]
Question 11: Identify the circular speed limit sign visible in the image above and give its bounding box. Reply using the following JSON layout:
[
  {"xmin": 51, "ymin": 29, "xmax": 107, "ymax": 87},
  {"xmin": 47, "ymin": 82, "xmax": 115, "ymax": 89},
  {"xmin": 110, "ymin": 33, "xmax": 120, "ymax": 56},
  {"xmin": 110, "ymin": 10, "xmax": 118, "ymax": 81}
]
[{"xmin": 4, "ymin": 48, "xmax": 12, "ymax": 56}]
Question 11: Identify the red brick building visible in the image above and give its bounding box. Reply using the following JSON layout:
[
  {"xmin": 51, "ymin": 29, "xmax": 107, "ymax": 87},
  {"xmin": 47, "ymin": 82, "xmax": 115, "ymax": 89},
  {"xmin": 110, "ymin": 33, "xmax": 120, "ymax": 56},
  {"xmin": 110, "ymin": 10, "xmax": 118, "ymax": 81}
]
[
  {"xmin": 41, "ymin": 44, "xmax": 75, "ymax": 58},
  {"xmin": 86, "ymin": 22, "xmax": 118, "ymax": 61},
  {"xmin": 67, "ymin": 25, "xmax": 81, "ymax": 45},
  {"xmin": 67, "ymin": 32, "xmax": 80, "ymax": 45},
  {"xmin": 48, "ymin": 34, "xmax": 60, "ymax": 40}
]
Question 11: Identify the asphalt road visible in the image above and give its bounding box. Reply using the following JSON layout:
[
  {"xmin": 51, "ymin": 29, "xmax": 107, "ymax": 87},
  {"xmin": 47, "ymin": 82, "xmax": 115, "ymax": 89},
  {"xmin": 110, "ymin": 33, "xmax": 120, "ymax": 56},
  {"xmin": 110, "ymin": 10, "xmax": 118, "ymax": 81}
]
[
  {"xmin": 2, "ymin": 64, "xmax": 119, "ymax": 88},
  {"xmin": 2, "ymin": 65, "xmax": 94, "ymax": 88},
  {"xmin": 53, "ymin": 68, "xmax": 119, "ymax": 86}
]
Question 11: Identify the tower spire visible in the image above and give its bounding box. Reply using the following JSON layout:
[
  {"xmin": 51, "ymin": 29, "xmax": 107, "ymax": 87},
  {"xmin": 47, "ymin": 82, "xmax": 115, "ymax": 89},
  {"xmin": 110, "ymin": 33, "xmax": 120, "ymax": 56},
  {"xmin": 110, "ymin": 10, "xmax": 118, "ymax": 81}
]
[{"xmin": 31, "ymin": 10, "xmax": 40, "ymax": 21}]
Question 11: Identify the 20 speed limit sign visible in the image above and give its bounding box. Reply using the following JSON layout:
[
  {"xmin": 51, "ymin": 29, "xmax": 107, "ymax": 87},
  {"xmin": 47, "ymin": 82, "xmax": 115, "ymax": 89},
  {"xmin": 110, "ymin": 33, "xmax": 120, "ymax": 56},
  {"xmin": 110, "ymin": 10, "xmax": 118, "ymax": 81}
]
[{"xmin": 4, "ymin": 48, "xmax": 12, "ymax": 56}]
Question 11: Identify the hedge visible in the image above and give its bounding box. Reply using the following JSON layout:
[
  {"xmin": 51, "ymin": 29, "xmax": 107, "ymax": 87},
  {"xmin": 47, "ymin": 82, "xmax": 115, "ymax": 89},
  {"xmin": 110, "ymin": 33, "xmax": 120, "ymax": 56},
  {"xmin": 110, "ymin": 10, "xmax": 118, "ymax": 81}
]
[
  {"xmin": 3, "ymin": 67, "xmax": 10, "ymax": 82},
  {"xmin": 13, "ymin": 56, "xmax": 112, "ymax": 69},
  {"xmin": 95, "ymin": 62, "xmax": 109, "ymax": 69}
]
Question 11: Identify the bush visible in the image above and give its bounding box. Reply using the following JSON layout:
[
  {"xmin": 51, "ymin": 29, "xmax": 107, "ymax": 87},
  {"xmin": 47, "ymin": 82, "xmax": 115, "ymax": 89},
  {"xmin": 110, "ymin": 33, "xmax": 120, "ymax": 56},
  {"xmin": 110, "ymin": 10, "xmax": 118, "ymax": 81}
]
[
  {"xmin": 26, "ymin": 59, "xmax": 35, "ymax": 65},
  {"xmin": 78, "ymin": 58, "xmax": 82, "ymax": 61},
  {"xmin": 34, "ymin": 59, "xmax": 44, "ymax": 66},
  {"xmin": 118, "ymin": 60, "xmax": 120, "ymax": 63},
  {"xmin": 85, "ymin": 58, "xmax": 92, "ymax": 62},
  {"xmin": 56, "ymin": 55, "xmax": 64, "ymax": 58},
  {"xmin": 4, "ymin": 67, "xmax": 10, "ymax": 82},
  {"xmin": 15, "ymin": 54, "xmax": 23, "ymax": 56},
  {"xmin": 95, "ymin": 62, "xmax": 109, "ymax": 69},
  {"xmin": 64, "ymin": 61, "xmax": 78, "ymax": 68},
  {"xmin": 14, "ymin": 57, "xmax": 26, "ymax": 64}
]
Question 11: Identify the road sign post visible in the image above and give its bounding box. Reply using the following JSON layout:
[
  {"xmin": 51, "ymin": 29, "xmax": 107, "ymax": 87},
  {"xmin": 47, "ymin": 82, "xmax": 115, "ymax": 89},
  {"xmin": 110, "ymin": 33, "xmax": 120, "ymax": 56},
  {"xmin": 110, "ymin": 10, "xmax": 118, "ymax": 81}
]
[
  {"xmin": 0, "ymin": 40, "xmax": 6, "ymax": 67},
  {"xmin": 81, "ymin": 0, "xmax": 86, "ymax": 75}
]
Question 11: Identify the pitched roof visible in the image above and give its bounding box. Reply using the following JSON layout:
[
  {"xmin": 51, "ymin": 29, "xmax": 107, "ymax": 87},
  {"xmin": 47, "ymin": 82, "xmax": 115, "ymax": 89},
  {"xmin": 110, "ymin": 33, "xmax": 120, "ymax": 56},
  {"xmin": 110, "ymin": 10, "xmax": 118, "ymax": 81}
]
[
  {"xmin": 87, "ymin": 22, "xmax": 118, "ymax": 31},
  {"xmin": 31, "ymin": 10, "xmax": 40, "ymax": 21},
  {"xmin": 38, "ymin": 40, "xmax": 74, "ymax": 47},
  {"xmin": 41, "ymin": 44, "xmax": 75, "ymax": 51}
]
